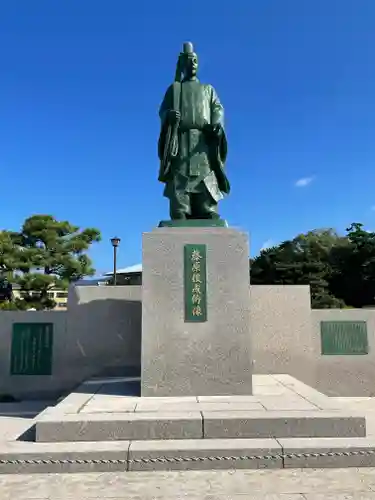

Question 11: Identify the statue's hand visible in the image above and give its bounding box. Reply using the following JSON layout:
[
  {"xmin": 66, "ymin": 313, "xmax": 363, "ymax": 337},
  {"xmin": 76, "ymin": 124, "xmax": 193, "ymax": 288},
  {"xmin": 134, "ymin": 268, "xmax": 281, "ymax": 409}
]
[{"xmin": 168, "ymin": 110, "xmax": 181, "ymax": 124}]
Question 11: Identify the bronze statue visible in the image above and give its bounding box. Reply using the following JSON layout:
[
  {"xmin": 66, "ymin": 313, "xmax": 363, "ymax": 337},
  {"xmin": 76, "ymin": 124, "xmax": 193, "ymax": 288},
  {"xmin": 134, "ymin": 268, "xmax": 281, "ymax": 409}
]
[
  {"xmin": 0, "ymin": 275, "xmax": 12, "ymax": 302},
  {"xmin": 158, "ymin": 42, "xmax": 230, "ymax": 221}
]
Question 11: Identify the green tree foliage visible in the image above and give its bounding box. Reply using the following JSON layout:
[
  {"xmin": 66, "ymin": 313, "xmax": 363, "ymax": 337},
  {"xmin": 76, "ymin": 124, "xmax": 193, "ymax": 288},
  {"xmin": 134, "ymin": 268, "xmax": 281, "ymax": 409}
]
[
  {"xmin": 329, "ymin": 223, "xmax": 375, "ymax": 308},
  {"xmin": 250, "ymin": 224, "xmax": 375, "ymax": 309},
  {"xmin": 0, "ymin": 215, "xmax": 101, "ymax": 310}
]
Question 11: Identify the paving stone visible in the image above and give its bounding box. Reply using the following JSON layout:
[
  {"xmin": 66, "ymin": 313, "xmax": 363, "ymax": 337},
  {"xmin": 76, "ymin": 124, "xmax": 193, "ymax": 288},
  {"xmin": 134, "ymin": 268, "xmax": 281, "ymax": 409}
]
[
  {"xmin": 333, "ymin": 397, "xmax": 375, "ymax": 411},
  {"xmin": 252, "ymin": 375, "xmax": 282, "ymax": 386},
  {"xmin": 34, "ymin": 406, "xmax": 62, "ymax": 422},
  {"xmin": 134, "ymin": 402, "xmax": 200, "ymax": 412},
  {"xmin": 35, "ymin": 412, "xmax": 203, "ymax": 442},
  {"xmin": 84, "ymin": 495, "xmax": 305, "ymax": 500},
  {"xmin": 272, "ymin": 375, "xmax": 343, "ymax": 410},
  {"xmin": 81, "ymin": 400, "xmax": 137, "ymax": 413},
  {"xmin": 198, "ymin": 402, "xmax": 265, "ymax": 412},
  {"xmin": 52, "ymin": 392, "xmax": 96, "ymax": 415},
  {"xmin": 280, "ymin": 437, "xmax": 375, "ymax": 468},
  {"xmin": 258, "ymin": 396, "xmax": 319, "ymax": 411},
  {"xmin": 135, "ymin": 401, "xmax": 265, "ymax": 412},
  {"xmin": 0, "ymin": 417, "xmax": 35, "ymax": 442},
  {"xmin": 272, "ymin": 376, "xmax": 324, "ymax": 395},
  {"xmin": 253, "ymin": 386, "xmax": 291, "ymax": 396},
  {"xmin": 202, "ymin": 411, "xmax": 366, "ymax": 439},
  {"xmin": 139, "ymin": 396, "xmax": 199, "ymax": 402},
  {"xmin": 303, "ymin": 493, "xmax": 375, "ymax": 499},
  {"xmin": 197, "ymin": 395, "xmax": 258, "ymax": 403},
  {"xmin": 1, "ymin": 468, "xmax": 375, "ymax": 498},
  {"xmin": 272, "ymin": 374, "xmax": 305, "ymax": 386},
  {"xmin": 82, "ymin": 396, "xmax": 198, "ymax": 413},
  {"xmin": 128, "ymin": 438, "xmax": 283, "ymax": 471}
]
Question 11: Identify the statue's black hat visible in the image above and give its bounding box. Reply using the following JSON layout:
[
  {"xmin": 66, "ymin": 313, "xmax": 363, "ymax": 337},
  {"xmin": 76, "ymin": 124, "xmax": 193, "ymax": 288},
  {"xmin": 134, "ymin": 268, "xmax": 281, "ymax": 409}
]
[
  {"xmin": 174, "ymin": 42, "xmax": 197, "ymax": 82},
  {"xmin": 181, "ymin": 42, "xmax": 197, "ymax": 58}
]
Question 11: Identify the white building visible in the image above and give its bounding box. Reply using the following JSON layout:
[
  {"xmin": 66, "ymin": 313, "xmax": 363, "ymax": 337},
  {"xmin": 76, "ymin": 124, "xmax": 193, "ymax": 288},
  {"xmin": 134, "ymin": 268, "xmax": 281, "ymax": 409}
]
[{"xmin": 104, "ymin": 264, "xmax": 142, "ymax": 285}]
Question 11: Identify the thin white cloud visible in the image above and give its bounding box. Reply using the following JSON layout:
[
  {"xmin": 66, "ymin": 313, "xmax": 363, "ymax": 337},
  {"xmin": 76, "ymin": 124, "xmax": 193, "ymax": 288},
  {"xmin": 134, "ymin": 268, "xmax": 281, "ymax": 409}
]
[
  {"xmin": 371, "ymin": 205, "xmax": 375, "ymax": 211},
  {"xmin": 294, "ymin": 176, "xmax": 314, "ymax": 188},
  {"xmin": 260, "ymin": 239, "xmax": 274, "ymax": 251}
]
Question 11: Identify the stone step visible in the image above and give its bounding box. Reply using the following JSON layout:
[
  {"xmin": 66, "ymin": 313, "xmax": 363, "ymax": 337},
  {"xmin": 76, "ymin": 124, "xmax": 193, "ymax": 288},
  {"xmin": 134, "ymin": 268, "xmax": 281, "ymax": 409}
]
[
  {"xmin": 1, "ymin": 437, "xmax": 375, "ymax": 474},
  {"xmin": 35, "ymin": 410, "xmax": 366, "ymax": 443}
]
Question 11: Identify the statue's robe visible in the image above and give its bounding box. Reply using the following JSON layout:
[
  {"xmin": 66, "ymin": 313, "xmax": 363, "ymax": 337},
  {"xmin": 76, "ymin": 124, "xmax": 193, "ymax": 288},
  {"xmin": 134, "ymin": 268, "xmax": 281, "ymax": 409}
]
[{"xmin": 158, "ymin": 78, "xmax": 229, "ymax": 203}]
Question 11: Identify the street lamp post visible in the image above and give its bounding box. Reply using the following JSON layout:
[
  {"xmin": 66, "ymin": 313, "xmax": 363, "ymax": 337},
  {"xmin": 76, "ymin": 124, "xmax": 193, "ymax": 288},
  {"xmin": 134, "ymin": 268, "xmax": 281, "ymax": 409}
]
[{"xmin": 110, "ymin": 237, "xmax": 121, "ymax": 285}]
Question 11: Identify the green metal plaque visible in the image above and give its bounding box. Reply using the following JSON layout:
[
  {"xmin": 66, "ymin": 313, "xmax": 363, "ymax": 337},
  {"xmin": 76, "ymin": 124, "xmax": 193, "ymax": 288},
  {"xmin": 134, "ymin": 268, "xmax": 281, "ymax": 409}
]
[
  {"xmin": 184, "ymin": 244, "xmax": 207, "ymax": 322},
  {"xmin": 10, "ymin": 323, "xmax": 54, "ymax": 375},
  {"xmin": 320, "ymin": 321, "xmax": 368, "ymax": 355}
]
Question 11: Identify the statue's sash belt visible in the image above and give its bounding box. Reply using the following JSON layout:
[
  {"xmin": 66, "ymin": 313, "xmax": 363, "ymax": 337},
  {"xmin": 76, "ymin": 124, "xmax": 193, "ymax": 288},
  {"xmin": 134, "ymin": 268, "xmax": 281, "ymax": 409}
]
[{"xmin": 178, "ymin": 124, "xmax": 206, "ymax": 132}]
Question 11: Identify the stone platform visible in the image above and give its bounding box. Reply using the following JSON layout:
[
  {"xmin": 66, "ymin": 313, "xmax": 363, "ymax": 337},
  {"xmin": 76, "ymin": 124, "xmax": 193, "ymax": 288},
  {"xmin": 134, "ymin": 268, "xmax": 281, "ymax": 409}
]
[
  {"xmin": 35, "ymin": 374, "xmax": 365, "ymax": 442},
  {"xmin": 0, "ymin": 374, "xmax": 374, "ymax": 474}
]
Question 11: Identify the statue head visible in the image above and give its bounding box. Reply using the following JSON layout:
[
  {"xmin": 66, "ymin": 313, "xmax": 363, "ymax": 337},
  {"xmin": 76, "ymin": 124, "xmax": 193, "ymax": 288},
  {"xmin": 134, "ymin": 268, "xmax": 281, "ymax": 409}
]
[{"xmin": 176, "ymin": 42, "xmax": 198, "ymax": 81}]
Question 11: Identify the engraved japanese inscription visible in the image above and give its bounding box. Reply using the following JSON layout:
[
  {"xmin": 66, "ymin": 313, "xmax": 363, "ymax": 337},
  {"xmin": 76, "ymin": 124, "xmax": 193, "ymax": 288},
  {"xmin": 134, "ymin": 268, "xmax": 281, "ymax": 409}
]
[
  {"xmin": 184, "ymin": 244, "xmax": 207, "ymax": 322},
  {"xmin": 320, "ymin": 321, "xmax": 368, "ymax": 355},
  {"xmin": 10, "ymin": 323, "xmax": 54, "ymax": 375}
]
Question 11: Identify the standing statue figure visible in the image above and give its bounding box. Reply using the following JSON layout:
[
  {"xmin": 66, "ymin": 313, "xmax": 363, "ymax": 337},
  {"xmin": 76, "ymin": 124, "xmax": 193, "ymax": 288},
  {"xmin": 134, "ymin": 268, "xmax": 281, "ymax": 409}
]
[
  {"xmin": 0, "ymin": 268, "xmax": 12, "ymax": 302},
  {"xmin": 158, "ymin": 42, "xmax": 230, "ymax": 221}
]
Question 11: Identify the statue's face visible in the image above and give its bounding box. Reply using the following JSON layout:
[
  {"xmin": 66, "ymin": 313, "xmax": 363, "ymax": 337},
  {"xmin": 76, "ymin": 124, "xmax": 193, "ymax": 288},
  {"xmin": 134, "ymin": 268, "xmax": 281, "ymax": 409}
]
[{"xmin": 184, "ymin": 54, "xmax": 198, "ymax": 78}]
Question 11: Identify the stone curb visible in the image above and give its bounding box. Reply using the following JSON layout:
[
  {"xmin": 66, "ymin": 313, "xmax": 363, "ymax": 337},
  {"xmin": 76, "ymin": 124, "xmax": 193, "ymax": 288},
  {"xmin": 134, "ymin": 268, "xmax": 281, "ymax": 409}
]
[
  {"xmin": 0, "ymin": 437, "xmax": 375, "ymax": 474},
  {"xmin": 35, "ymin": 411, "xmax": 366, "ymax": 442}
]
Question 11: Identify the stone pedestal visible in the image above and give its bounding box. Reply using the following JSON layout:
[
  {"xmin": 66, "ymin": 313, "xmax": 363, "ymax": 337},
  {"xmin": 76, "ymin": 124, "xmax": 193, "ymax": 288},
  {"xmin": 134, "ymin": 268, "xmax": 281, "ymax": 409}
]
[{"xmin": 141, "ymin": 226, "xmax": 253, "ymax": 396}]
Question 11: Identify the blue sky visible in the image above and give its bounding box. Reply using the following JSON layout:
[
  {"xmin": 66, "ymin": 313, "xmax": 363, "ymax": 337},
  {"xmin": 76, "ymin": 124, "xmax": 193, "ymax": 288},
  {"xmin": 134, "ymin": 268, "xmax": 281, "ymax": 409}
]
[{"xmin": 2, "ymin": 1, "xmax": 375, "ymax": 275}]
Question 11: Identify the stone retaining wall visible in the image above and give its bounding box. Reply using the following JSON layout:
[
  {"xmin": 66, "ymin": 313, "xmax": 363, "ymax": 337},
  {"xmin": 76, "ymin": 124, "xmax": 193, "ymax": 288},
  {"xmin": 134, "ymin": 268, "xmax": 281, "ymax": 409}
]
[{"xmin": 0, "ymin": 285, "xmax": 373, "ymax": 399}]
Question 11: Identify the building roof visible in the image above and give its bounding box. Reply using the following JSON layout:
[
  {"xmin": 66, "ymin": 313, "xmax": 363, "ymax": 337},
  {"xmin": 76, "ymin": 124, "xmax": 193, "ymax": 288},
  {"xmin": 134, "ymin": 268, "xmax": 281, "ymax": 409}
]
[{"xmin": 104, "ymin": 263, "xmax": 142, "ymax": 276}]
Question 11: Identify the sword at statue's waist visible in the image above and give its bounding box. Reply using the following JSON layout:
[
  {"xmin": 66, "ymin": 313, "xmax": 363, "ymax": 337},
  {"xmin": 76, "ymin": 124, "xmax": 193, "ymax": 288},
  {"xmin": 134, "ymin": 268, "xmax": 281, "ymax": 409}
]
[{"xmin": 179, "ymin": 122, "xmax": 216, "ymax": 133}]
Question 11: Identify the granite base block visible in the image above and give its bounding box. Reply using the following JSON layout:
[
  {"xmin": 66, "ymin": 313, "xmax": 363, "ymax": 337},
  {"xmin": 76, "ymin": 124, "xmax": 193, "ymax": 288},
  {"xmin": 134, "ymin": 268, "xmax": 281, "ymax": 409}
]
[{"xmin": 141, "ymin": 227, "xmax": 253, "ymax": 396}]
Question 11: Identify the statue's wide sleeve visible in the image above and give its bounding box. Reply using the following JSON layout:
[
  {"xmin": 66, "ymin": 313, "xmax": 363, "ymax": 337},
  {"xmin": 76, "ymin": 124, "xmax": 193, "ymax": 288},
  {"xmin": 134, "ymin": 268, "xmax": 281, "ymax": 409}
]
[
  {"xmin": 210, "ymin": 86, "xmax": 225, "ymax": 128},
  {"xmin": 159, "ymin": 85, "xmax": 173, "ymax": 125},
  {"xmin": 210, "ymin": 86, "xmax": 228, "ymax": 165},
  {"xmin": 158, "ymin": 85, "xmax": 174, "ymax": 161}
]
